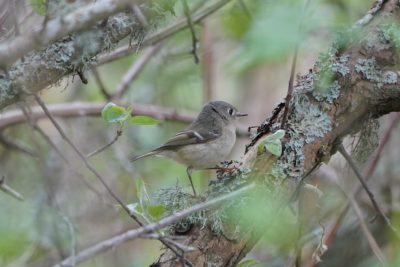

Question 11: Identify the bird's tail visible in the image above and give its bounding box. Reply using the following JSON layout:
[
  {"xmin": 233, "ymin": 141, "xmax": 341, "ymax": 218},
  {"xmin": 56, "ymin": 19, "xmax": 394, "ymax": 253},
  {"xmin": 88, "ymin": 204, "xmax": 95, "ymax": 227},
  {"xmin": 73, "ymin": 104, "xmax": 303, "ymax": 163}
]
[{"xmin": 129, "ymin": 150, "xmax": 158, "ymax": 162}]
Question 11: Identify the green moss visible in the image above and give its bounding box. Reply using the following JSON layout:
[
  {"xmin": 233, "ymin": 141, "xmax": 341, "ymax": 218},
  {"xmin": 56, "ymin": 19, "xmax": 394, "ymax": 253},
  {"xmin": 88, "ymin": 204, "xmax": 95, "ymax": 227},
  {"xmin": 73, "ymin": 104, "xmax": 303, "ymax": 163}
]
[{"xmin": 380, "ymin": 23, "xmax": 400, "ymax": 50}]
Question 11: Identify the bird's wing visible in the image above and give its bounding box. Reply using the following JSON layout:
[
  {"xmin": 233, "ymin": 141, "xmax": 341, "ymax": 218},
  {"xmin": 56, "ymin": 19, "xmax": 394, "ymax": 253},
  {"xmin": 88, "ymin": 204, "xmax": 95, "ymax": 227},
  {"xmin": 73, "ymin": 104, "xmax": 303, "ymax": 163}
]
[{"xmin": 155, "ymin": 129, "xmax": 221, "ymax": 151}]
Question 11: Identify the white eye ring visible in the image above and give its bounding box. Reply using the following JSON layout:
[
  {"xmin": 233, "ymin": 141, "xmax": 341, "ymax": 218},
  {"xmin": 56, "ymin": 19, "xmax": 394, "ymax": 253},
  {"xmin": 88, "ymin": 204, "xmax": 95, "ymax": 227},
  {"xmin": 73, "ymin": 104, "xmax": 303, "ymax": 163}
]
[{"xmin": 228, "ymin": 108, "xmax": 235, "ymax": 116}]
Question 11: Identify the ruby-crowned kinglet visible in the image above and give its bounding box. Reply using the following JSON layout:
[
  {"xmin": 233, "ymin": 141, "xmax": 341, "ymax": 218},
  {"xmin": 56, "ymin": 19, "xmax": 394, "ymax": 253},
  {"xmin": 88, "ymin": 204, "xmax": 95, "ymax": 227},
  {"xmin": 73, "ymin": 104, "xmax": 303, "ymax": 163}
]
[{"xmin": 130, "ymin": 101, "xmax": 247, "ymax": 195}]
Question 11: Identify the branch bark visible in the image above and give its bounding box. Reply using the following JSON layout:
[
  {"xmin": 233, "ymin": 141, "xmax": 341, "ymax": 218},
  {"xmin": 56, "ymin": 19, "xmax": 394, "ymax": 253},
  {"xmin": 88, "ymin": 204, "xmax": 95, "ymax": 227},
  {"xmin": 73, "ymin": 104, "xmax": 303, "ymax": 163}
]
[
  {"xmin": 0, "ymin": 0, "xmax": 132, "ymax": 68},
  {"xmin": 0, "ymin": 101, "xmax": 195, "ymax": 130}
]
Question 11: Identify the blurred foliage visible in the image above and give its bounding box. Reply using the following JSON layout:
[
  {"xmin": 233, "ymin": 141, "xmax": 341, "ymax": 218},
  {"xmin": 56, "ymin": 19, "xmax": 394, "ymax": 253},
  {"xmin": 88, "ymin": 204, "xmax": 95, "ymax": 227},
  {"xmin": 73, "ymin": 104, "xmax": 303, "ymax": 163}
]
[{"xmin": 2, "ymin": 0, "xmax": 399, "ymax": 267}]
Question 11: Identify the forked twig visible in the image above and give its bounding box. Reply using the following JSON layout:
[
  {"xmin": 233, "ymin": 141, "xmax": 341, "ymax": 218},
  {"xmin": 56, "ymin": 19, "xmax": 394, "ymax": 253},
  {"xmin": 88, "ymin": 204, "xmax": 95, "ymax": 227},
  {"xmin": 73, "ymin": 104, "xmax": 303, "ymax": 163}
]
[{"xmin": 86, "ymin": 129, "xmax": 123, "ymax": 158}]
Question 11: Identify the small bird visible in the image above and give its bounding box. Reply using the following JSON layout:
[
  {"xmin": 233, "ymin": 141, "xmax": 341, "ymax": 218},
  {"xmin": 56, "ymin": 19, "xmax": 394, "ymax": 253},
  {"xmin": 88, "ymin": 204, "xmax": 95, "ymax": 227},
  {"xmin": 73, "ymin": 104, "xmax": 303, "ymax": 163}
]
[{"xmin": 130, "ymin": 101, "xmax": 247, "ymax": 196}]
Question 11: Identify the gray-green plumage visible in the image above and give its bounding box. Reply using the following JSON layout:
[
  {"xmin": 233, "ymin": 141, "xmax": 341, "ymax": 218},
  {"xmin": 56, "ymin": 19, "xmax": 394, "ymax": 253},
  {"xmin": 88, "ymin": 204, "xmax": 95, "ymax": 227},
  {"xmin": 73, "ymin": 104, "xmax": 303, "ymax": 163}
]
[{"xmin": 130, "ymin": 101, "xmax": 247, "ymax": 195}]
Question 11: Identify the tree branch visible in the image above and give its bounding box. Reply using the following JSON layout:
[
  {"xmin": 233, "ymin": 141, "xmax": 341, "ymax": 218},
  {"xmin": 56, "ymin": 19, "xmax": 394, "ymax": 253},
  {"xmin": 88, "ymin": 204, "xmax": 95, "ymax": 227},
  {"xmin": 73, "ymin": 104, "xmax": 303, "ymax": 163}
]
[
  {"xmin": 153, "ymin": 1, "xmax": 400, "ymax": 265},
  {"xmin": 0, "ymin": 0, "xmax": 132, "ymax": 68},
  {"xmin": 53, "ymin": 183, "xmax": 255, "ymax": 267},
  {"xmin": 0, "ymin": 101, "xmax": 195, "ymax": 130}
]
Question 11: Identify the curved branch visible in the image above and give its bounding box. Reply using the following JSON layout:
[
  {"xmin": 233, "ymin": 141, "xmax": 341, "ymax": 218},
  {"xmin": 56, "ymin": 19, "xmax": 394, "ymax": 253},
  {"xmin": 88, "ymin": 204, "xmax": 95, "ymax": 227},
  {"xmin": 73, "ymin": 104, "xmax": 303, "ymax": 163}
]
[{"xmin": 0, "ymin": 0, "xmax": 131, "ymax": 68}]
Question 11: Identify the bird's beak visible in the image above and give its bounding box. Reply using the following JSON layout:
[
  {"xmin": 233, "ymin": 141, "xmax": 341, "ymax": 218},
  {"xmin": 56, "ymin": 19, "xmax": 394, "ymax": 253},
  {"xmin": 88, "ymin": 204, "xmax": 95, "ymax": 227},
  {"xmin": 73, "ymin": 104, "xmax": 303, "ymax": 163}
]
[{"xmin": 236, "ymin": 112, "xmax": 248, "ymax": 117}]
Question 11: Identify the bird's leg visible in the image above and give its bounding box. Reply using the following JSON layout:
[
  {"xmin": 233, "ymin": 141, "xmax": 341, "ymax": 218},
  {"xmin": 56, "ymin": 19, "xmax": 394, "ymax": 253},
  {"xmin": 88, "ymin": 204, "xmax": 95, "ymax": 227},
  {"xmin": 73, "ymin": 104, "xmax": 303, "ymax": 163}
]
[{"xmin": 186, "ymin": 166, "xmax": 197, "ymax": 197}]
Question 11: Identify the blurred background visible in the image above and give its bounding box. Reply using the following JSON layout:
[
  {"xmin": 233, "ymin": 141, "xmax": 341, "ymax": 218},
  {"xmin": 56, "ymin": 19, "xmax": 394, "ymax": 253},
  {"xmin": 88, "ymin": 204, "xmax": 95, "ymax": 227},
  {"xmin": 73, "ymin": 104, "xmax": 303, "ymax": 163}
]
[{"xmin": 1, "ymin": 0, "xmax": 400, "ymax": 266}]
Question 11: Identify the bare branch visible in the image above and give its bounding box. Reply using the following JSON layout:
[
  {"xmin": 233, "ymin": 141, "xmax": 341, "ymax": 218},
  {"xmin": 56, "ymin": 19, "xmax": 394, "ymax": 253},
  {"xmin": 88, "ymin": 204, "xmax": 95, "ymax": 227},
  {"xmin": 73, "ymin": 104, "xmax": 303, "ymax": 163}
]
[
  {"xmin": 91, "ymin": 68, "xmax": 112, "ymax": 100},
  {"xmin": 0, "ymin": 0, "xmax": 132, "ymax": 68},
  {"xmin": 281, "ymin": 0, "xmax": 311, "ymax": 129},
  {"xmin": 112, "ymin": 43, "xmax": 165, "ymax": 99},
  {"xmin": 0, "ymin": 101, "xmax": 196, "ymax": 130},
  {"xmin": 0, "ymin": 133, "xmax": 37, "ymax": 157},
  {"xmin": 345, "ymin": 191, "xmax": 387, "ymax": 266},
  {"xmin": 0, "ymin": 176, "xmax": 24, "ymax": 201},
  {"xmin": 96, "ymin": 0, "xmax": 232, "ymax": 65}
]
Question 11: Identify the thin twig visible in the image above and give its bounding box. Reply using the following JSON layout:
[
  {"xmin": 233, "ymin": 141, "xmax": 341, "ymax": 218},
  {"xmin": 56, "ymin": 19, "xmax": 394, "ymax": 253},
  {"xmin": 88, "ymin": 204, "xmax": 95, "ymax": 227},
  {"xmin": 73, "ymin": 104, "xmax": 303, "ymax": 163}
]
[
  {"xmin": 0, "ymin": 176, "xmax": 24, "ymax": 201},
  {"xmin": 132, "ymin": 4, "xmax": 149, "ymax": 29},
  {"xmin": 181, "ymin": 0, "xmax": 199, "ymax": 64},
  {"xmin": 19, "ymin": 105, "xmax": 70, "ymax": 163},
  {"xmin": 0, "ymin": 133, "xmax": 37, "ymax": 157},
  {"xmin": 281, "ymin": 0, "xmax": 311, "ymax": 129},
  {"xmin": 281, "ymin": 48, "xmax": 299, "ymax": 129},
  {"xmin": 344, "ymin": 190, "xmax": 387, "ymax": 266},
  {"xmin": 338, "ymin": 144, "xmax": 399, "ymax": 237},
  {"xmin": 32, "ymin": 94, "xmax": 142, "ymax": 224},
  {"xmin": 287, "ymin": 161, "xmax": 321, "ymax": 205},
  {"xmin": 112, "ymin": 43, "xmax": 164, "ymax": 99},
  {"xmin": 91, "ymin": 68, "xmax": 111, "ymax": 100},
  {"xmin": 20, "ymin": 104, "xmax": 104, "ymax": 199},
  {"xmin": 96, "ymin": 0, "xmax": 231, "ymax": 65},
  {"xmin": 86, "ymin": 129, "xmax": 123, "ymax": 158},
  {"xmin": 53, "ymin": 183, "xmax": 255, "ymax": 267}
]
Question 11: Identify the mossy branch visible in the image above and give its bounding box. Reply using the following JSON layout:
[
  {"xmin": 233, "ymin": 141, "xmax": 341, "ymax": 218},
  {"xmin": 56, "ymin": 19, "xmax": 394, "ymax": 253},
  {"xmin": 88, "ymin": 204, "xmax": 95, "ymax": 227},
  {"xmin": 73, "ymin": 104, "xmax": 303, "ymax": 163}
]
[{"xmin": 154, "ymin": 1, "xmax": 400, "ymax": 266}]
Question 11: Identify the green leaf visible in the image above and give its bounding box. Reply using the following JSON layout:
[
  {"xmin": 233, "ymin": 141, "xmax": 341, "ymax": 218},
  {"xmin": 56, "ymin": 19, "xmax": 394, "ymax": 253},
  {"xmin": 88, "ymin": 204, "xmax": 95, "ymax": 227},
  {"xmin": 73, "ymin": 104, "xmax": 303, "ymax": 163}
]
[
  {"xmin": 130, "ymin": 116, "xmax": 160, "ymax": 125},
  {"xmin": 258, "ymin": 130, "xmax": 285, "ymax": 157},
  {"xmin": 269, "ymin": 129, "xmax": 285, "ymax": 140},
  {"xmin": 147, "ymin": 204, "xmax": 166, "ymax": 220},
  {"xmin": 236, "ymin": 259, "xmax": 259, "ymax": 267},
  {"xmin": 30, "ymin": 0, "xmax": 46, "ymax": 16},
  {"xmin": 264, "ymin": 140, "xmax": 282, "ymax": 157},
  {"xmin": 101, "ymin": 102, "xmax": 130, "ymax": 123}
]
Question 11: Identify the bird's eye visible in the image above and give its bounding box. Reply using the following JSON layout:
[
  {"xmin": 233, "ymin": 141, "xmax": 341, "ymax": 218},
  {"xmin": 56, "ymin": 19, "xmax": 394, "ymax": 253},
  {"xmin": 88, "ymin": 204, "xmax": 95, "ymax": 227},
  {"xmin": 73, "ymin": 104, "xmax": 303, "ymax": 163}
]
[{"xmin": 228, "ymin": 108, "xmax": 234, "ymax": 116}]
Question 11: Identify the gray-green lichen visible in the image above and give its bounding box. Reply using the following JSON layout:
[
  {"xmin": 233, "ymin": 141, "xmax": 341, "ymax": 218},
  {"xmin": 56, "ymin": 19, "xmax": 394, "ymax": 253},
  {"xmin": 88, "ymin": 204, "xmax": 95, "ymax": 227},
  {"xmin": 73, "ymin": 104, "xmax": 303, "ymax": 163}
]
[
  {"xmin": 291, "ymin": 93, "xmax": 332, "ymax": 144},
  {"xmin": 310, "ymin": 52, "xmax": 349, "ymax": 103},
  {"xmin": 156, "ymin": 186, "xmax": 205, "ymax": 233},
  {"xmin": 0, "ymin": 0, "xmax": 178, "ymax": 109},
  {"xmin": 155, "ymin": 164, "xmax": 254, "ymax": 236},
  {"xmin": 355, "ymin": 57, "xmax": 398, "ymax": 88}
]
